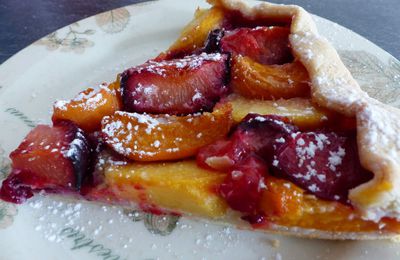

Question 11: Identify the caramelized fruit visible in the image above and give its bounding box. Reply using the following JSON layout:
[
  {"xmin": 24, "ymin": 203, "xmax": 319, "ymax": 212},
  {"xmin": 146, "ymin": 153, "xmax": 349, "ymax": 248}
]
[
  {"xmin": 227, "ymin": 94, "xmax": 331, "ymax": 129},
  {"xmin": 0, "ymin": 121, "xmax": 91, "ymax": 203},
  {"xmin": 121, "ymin": 53, "xmax": 229, "ymax": 115},
  {"xmin": 260, "ymin": 176, "xmax": 389, "ymax": 232},
  {"xmin": 221, "ymin": 26, "xmax": 293, "ymax": 65},
  {"xmin": 52, "ymin": 79, "xmax": 122, "ymax": 132},
  {"xmin": 160, "ymin": 7, "xmax": 225, "ymax": 59},
  {"xmin": 197, "ymin": 114, "xmax": 296, "ymax": 171},
  {"xmin": 273, "ymin": 131, "xmax": 373, "ymax": 202},
  {"xmin": 230, "ymin": 56, "xmax": 310, "ymax": 99},
  {"xmin": 0, "ymin": 173, "xmax": 34, "ymax": 204},
  {"xmin": 198, "ymin": 114, "xmax": 372, "ymax": 205},
  {"xmin": 219, "ymin": 156, "xmax": 267, "ymax": 214},
  {"xmin": 222, "ymin": 10, "xmax": 292, "ymax": 30},
  {"xmin": 203, "ymin": 29, "xmax": 225, "ymax": 53},
  {"xmin": 102, "ymin": 103, "xmax": 233, "ymax": 161}
]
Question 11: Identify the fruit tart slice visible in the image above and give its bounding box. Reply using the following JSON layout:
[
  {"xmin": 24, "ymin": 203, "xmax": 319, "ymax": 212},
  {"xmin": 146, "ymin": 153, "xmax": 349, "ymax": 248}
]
[{"xmin": 2, "ymin": 0, "xmax": 400, "ymax": 240}]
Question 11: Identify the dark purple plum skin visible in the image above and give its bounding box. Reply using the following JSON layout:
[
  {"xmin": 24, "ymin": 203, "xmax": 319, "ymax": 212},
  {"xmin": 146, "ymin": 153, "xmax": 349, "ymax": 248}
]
[
  {"xmin": 203, "ymin": 29, "xmax": 225, "ymax": 53},
  {"xmin": 120, "ymin": 54, "xmax": 230, "ymax": 115},
  {"xmin": 0, "ymin": 121, "xmax": 92, "ymax": 204},
  {"xmin": 57, "ymin": 121, "xmax": 92, "ymax": 190},
  {"xmin": 236, "ymin": 114, "xmax": 298, "ymax": 163}
]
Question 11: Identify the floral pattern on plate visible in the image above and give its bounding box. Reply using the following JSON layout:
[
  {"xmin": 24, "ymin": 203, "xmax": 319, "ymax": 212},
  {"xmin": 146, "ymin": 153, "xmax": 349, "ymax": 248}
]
[
  {"xmin": 339, "ymin": 50, "xmax": 400, "ymax": 107},
  {"xmin": 95, "ymin": 7, "xmax": 131, "ymax": 34},
  {"xmin": 0, "ymin": 146, "xmax": 17, "ymax": 229},
  {"xmin": 35, "ymin": 23, "xmax": 96, "ymax": 53},
  {"xmin": 124, "ymin": 209, "xmax": 180, "ymax": 236}
]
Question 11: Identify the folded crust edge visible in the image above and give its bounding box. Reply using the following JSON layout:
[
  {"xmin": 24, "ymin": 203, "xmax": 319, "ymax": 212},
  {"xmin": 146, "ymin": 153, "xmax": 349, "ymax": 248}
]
[{"xmin": 208, "ymin": 0, "xmax": 400, "ymax": 225}]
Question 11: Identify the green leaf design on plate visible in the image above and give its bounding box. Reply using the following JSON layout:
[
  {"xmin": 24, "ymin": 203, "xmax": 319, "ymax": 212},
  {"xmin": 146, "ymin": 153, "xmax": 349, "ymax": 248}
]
[
  {"xmin": 35, "ymin": 24, "xmax": 95, "ymax": 53},
  {"xmin": 95, "ymin": 7, "xmax": 130, "ymax": 34},
  {"xmin": 123, "ymin": 209, "xmax": 180, "ymax": 236},
  {"xmin": 143, "ymin": 213, "xmax": 179, "ymax": 236},
  {"xmin": 0, "ymin": 146, "xmax": 17, "ymax": 230},
  {"xmin": 0, "ymin": 200, "xmax": 17, "ymax": 229},
  {"xmin": 389, "ymin": 57, "xmax": 400, "ymax": 77},
  {"xmin": 5, "ymin": 107, "xmax": 36, "ymax": 128},
  {"xmin": 338, "ymin": 50, "xmax": 400, "ymax": 106},
  {"xmin": 0, "ymin": 146, "xmax": 11, "ymax": 180}
]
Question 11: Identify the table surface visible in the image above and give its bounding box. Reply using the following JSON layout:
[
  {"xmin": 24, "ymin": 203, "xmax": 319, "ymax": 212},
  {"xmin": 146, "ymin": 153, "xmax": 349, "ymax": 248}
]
[{"xmin": 0, "ymin": 0, "xmax": 399, "ymax": 64}]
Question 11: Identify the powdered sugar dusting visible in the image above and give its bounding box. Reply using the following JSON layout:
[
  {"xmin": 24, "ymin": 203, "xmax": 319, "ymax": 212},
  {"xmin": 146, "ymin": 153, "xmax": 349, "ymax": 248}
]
[
  {"xmin": 360, "ymin": 102, "xmax": 400, "ymax": 155},
  {"xmin": 101, "ymin": 112, "xmax": 162, "ymax": 158},
  {"xmin": 353, "ymin": 101, "xmax": 400, "ymax": 221},
  {"xmin": 54, "ymin": 84, "xmax": 112, "ymax": 111},
  {"xmin": 327, "ymin": 147, "xmax": 345, "ymax": 171},
  {"xmin": 131, "ymin": 52, "xmax": 223, "ymax": 77},
  {"xmin": 24, "ymin": 193, "xmax": 282, "ymax": 259},
  {"xmin": 101, "ymin": 109, "xmax": 223, "ymax": 159}
]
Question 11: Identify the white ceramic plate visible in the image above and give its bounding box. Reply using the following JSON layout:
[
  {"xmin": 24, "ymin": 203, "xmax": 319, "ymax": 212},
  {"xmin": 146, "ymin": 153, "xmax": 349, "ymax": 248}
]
[{"xmin": 1, "ymin": 0, "xmax": 400, "ymax": 259}]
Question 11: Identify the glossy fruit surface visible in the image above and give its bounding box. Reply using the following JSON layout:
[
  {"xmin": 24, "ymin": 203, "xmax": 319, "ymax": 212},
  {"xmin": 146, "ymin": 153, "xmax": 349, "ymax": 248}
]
[
  {"xmin": 52, "ymin": 79, "xmax": 122, "ymax": 132},
  {"xmin": 197, "ymin": 114, "xmax": 296, "ymax": 171},
  {"xmin": 260, "ymin": 175, "xmax": 396, "ymax": 232},
  {"xmin": 1, "ymin": 121, "xmax": 91, "ymax": 203},
  {"xmin": 219, "ymin": 156, "xmax": 267, "ymax": 214},
  {"xmin": 121, "ymin": 53, "xmax": 229, "ymax": 115},
  {"xmin": 102, "ymin": 102, "xmax": 233, "ymax": 161},
  {"xmin": 160, "ymin": 7, "xmax": 225, "ymax": 59},
  {"xmin": 273, "ymin": 131, "xmax": 374, "ymax": 202},
  {"xmin": 230, "ymin": 56, "xmax": 310, "ymax": 100},
  {"xmin": 104, "ymin": 160, "xmax": 227, "ymax": 218},
  {"xmin": 221, "ymin": 26, "xmax": 293, "ymax": 65},
  {"xmin": 227, "ymin": 94, "xmax": 331, "ymax": 129}
]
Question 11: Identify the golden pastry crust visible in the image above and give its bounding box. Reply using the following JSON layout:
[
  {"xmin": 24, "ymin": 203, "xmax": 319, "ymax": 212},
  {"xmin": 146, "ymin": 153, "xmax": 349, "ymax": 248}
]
[{"xmin": 209, "ymin": 0, "xmax": 400, "ymax": 223}]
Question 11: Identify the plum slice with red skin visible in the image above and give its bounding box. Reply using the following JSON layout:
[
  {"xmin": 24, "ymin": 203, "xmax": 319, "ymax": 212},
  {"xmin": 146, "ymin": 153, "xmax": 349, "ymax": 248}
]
[
  {"xmin": 198, "ymin": 114, "xmax": 373, "ymax": 210},
  {"xmin": 0, "ymin": 121, "xmax": 91, "ymax": 203},
  {"xmin": 197, "ymin": 114, "xmax": 297, "ymax": 171},
  {"xmin": 220, "ymin": 26, "xmax": 293, "ymax": 65},
  {"xmin": 121, "ymin": 53, "xmax": 230, "ymax": 115},
  {"xmin": 219, "ymin": 155, "xmax": 267, "ymax": 214},
  {"xmin": 273, "ymin": 131, "xmax": 373, "ymax": 203},
  {"xmin": 0, "ymin": 172, "xmax": 34, "ymax": 204}
]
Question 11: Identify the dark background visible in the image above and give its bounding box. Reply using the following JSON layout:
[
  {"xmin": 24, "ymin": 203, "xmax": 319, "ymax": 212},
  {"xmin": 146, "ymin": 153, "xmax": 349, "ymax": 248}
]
[{"xmin": 0, "ymin": 0, "xmax": 399, "ymax": 64}]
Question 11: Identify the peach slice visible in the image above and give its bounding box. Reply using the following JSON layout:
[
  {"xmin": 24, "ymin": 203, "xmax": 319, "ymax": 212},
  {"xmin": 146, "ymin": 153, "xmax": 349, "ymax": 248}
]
[
  {"xmin": 230, "ymin": 55, "xmax": 310, "ymax": 99},
  {"xmin": 227, "ymin": 94, "xmax": 331, "ymax": 129},
  {"xmin": 52, "ymin": 78, "xmax": 122, "ymax": 132},
  {"xmin": 103, "ymin": 160, "xmax": 227, "ymax": 218},
  {"xmin": 158, "ymin": 7, "xmax": 225, "ymax": 59},
  {"xmin": 101, "ymin": 102, "xmax": 233, "ymax": 161}
]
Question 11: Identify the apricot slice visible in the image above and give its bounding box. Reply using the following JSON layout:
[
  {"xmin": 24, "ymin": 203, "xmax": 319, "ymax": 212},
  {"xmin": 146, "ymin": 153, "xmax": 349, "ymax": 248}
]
[
  {"xmin": 101, "ymin": 102, "xmax": 233, "ymax": 161},
  {"xmin": 227, "ymin": 94, "xmax": 331, "ymax": 129},
  {"xmin": 260, "ymin": 176, "xmax": 399, "ymax": 232},
  {"xmin": 52, "ymin": 78, "xmax": 122, "ymax": 132},
  {"xmin": 230, "ymin": 55, "xmax": 310, "ymax": 99},
  {"xmin": 103, "ymin": 160, "xmax": 227, "ymax": 218},
  {"xmin": 158, "ymin": 7, "xmax": 225, "ymax": 59}
]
